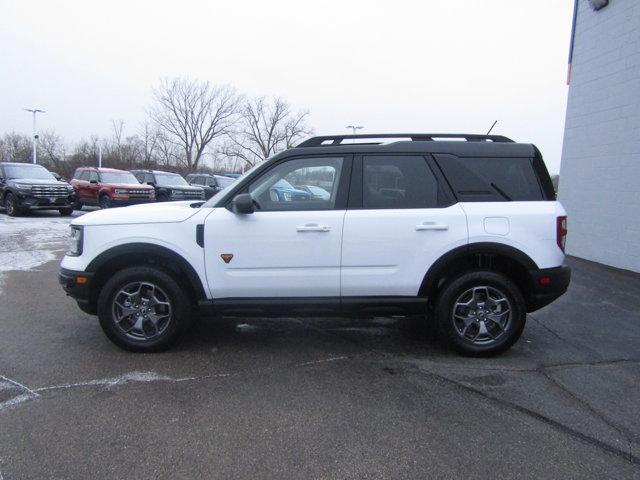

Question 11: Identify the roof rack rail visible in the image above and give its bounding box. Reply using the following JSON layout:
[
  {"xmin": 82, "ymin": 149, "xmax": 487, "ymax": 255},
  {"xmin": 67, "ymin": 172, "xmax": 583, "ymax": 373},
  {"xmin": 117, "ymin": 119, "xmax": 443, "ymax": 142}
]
[{"xmin": 296, "ymin": 133, "xmax": 514, "ymax": 148}]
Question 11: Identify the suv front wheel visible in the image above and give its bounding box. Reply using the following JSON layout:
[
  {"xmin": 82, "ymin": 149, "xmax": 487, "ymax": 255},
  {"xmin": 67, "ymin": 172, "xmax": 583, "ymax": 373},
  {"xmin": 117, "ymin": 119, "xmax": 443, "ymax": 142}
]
[
  {"xmin": 4, "ymin": 193, "xmax": 23, "ymax": 217},
  {"xmin": 435, "ymin": 271, "xmax": 526, "ymax": 356},
  {"xmin": 97, "ymin": 266, "xmax": 193, "ymax": 352},
  {"xmin": 99, "ymin": 194, "xmax": 111, "ymax": 209}
]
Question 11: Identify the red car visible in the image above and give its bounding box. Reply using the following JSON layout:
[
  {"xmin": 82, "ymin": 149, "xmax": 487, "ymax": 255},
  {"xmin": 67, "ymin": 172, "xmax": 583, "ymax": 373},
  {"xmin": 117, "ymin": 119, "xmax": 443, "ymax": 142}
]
[{"xmin": 70, "ymin": 167, "xmax": 155, "ymax": 209}]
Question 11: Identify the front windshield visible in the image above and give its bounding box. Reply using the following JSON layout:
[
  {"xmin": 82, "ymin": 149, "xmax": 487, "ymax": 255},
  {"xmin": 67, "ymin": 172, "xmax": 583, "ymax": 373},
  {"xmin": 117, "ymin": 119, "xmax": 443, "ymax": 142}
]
[
  {"xmin": 155, "ymin": 173, "xmax": 188, "ymax": 187},
  {"xmin": 203, "ymin": 164, "xmax": 260, "ymax": 207},
  {"xmin": 101, "ymin": 172, "xmax": 140, "ymax": 184},
  {"xmin": 4, "ymin": 164, "xmax": 56, "ymax": 181}
]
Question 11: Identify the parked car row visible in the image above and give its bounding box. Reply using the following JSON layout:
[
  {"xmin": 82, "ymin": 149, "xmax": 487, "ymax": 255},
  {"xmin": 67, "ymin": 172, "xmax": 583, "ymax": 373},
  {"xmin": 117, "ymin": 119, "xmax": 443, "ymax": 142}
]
[{"xmin": 0, "ymin": 162, "xmax": 241, "ymax": 216}]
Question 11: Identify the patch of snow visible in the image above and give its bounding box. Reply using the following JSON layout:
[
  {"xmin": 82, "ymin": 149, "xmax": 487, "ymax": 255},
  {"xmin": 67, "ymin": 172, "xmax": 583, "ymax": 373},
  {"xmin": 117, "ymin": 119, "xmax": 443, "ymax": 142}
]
[
  {"xmin": 34, "ymin": 370, "xmax": 179, "ymax": 392},
  {"xmin": 0, "ymin": 393, "xmax": 34, "ymax": 412},
  {"xmin": 0, "ymin": 212, "xmax": 82, "ymax": 291},
  {"xmin": 236, "ymin": 323, "xmax": 258, "ymax": 333}
]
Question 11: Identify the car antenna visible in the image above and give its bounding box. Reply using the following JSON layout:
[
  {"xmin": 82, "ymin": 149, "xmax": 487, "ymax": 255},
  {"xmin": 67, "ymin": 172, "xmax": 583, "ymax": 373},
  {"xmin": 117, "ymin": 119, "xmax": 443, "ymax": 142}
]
[{"xmin": 486, "ymin": 120, "xmax": 498, "ymax": 135}]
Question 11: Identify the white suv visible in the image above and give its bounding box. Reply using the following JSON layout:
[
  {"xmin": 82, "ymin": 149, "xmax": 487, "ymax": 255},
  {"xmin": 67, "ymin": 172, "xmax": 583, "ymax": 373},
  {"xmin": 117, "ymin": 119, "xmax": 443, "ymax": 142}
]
[{"xmin": 59, "ymin": 134, "xmax": 570, "ymax": 356}]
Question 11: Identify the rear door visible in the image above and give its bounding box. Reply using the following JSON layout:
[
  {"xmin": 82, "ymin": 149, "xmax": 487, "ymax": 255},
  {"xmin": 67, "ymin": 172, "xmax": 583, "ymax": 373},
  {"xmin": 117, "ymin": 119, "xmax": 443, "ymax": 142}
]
[
  {"xmin": 204, "ymin": 155, "xmax": 351, "ymax": 298},
  {"xmin": 341, "ymin": 154, "xmax": 468, "ymax": 297}
]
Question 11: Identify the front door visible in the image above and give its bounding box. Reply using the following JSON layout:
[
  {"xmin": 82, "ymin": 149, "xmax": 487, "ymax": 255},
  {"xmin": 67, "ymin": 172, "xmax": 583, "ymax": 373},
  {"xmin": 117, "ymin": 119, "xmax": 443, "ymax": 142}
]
[
  {"xmin": 341, "ymin": 154, "xmax": 468, "ymax": 297},
  {"xmin": 204, "ymin": 155, "xmax": 350, "ymax": 298}
]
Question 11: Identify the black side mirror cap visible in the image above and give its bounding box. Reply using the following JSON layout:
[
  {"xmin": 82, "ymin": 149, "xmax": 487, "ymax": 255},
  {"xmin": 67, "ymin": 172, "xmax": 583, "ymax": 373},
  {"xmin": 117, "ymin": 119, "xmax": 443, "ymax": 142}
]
[
  {"xmin": 89, "ymin": 179, "xmax": 98, "ymax": 184},
  {"xmin": 231, "ymin": 193, "xmax": 255, "ymax": 214}
]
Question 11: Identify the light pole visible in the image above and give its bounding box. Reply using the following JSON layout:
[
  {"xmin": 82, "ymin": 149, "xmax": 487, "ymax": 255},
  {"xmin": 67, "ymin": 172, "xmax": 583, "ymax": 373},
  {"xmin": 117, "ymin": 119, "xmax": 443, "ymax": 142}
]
[
  {"xmin": 346, "ymin": 125, "xmax": 364, "ymax": 136},
  {"xmin": 24, "ymin": 108, "xmax": 45, "ymax": 164}
]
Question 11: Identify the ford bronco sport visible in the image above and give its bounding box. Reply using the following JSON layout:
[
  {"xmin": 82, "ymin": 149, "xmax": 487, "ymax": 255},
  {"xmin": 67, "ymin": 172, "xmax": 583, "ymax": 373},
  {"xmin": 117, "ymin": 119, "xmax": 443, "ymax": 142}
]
[
  {"xmin": 59, "ymin": 134, "xmax": 570, "ymax": 356},
  {"xmin": 70, "ymin": 167, "xmax": 155, "ymax": 209}
]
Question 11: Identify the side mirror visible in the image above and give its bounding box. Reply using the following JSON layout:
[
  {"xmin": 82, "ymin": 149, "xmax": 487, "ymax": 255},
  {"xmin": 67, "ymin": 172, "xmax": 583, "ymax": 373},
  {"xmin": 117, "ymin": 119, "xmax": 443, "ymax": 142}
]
[
  {"xmin": 89, "ymin": 179, "xmax": 98, "ymax": 184},
  {"xmin": 231, "ymin": 193, "xmax": 255, "ymax": 214}
]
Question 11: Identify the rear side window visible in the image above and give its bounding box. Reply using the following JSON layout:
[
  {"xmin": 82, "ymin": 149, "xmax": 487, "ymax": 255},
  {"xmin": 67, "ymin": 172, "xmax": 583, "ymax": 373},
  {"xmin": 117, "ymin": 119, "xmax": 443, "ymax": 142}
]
[
  {"xmin": 434, "ymin": 155, "xmax": 544, "ymax": 201},
  {"xmin": 362, "ymin": 155, "xmax": 439, "ymax": 209}
]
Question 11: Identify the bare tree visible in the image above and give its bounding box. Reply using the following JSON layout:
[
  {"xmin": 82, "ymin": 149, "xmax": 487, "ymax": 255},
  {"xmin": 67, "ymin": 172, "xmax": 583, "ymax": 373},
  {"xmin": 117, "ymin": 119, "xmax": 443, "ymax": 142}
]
[
  {"xmin": 139, "ymin": 122, "xmax": 160, "ymax": 167},
  {"xmin": 110, "ymin": 119, "xmax": 125, "ymax": 164},
  {"xmin": 150, "ymin": 77, "xmax": 239, "ymax": 172},
  {"xmin": 222, "ymin": 97, "xmax": 312, "ymax": 168},
  {"xmin": 0, "ymin": 132, "xmax": 31, "ymax": 162}
]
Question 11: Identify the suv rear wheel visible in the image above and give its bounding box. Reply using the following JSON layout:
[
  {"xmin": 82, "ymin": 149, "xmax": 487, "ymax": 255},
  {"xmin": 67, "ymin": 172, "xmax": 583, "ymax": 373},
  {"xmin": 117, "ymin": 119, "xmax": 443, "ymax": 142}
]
[
  {"xmin": 434, "ymin": 270, "xmax": 526, "ymax": 356},
  {"xmin": 97, "ymin": 266, "xmax": 193, "ymax": 352}
]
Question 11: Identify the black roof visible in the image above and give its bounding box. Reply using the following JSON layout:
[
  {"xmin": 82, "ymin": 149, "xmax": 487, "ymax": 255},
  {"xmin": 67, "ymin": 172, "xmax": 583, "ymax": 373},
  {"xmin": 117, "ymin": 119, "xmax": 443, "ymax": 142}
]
[{"xmin": 279, "ymin": 134, "xmax": 535, "ymax": 159}]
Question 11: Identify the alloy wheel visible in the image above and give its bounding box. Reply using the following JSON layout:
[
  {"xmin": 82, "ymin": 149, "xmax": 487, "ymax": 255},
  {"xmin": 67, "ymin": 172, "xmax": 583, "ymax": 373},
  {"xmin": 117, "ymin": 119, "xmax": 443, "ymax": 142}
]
[
  {"xmin": 452, "ymin": 286, "xmax": 512, "ymax": 345},
  {"xmin": 112, "ymin": 282, "xmax": 173, "ymax": 341}
]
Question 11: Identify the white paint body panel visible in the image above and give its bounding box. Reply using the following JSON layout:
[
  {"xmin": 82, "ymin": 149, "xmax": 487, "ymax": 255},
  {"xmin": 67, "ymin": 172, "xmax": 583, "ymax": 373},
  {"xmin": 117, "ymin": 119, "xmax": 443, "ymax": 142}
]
[
  {"xmin": 61, "ymin": 199, "xmax": 567, "ymax": 301},
  {"xmin": 61, "ymin": 206, "xmax": 213, "ymax": 298},
  {"xmin": 341, "ymin": 204, "xmax": 469, "ymax": 296},
  {"xmin": 461, "ymin": 201, "xmax": 566, "ymax": 269},
  {"xmin": 203, "ymin": 207, "xmax": 345, "ymax": 298}
]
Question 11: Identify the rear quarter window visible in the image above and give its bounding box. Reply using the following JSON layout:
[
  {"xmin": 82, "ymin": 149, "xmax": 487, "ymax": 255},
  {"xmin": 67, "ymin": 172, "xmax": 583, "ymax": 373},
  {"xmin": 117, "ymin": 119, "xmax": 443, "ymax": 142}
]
[{"xmin": 434, "ymin": 155, "xmax": 545, "ymax": 201}]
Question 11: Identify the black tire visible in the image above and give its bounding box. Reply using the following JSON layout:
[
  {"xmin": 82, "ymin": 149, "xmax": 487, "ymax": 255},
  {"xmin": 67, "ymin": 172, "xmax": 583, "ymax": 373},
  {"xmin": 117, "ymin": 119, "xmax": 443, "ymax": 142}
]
[
  {"xmin": 99, "ymin": 194, "xmax": 111, "ymax": 209},
  {"xmin": 4, "ymin": 193, "xmax": 23, "ymax": 217},
  {"xmin": 97, "ymin": 266, "xmax": 193, "ymax": 352},
  {"xmin": 74, "ymin": 201, "xmax": 83, "ymax": 211},
  {"xmin": 434, "ymin": 270, "xmax": 526, "ymax": 357},
  {"xmin": 157, "ymin": 193, "xmax": 168, "ymax": 202},
  {"xmin": 59, "ymin": 207, "xmax": 74, "ymax": 216}
]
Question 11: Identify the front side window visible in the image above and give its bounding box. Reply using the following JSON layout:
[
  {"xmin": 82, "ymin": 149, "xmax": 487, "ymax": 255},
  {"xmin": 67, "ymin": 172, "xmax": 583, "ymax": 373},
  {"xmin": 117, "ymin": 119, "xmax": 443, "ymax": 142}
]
[
  {"xmin": 248, "ymin": 157, "xmax": 344, "ymax": 211},
  {"xmin": 89, "ymin": 171, "xmax": 99, "ymax": 182},
  {"xmin": 363, "ymin": 155, "xmax": 438, "ymax": 209}
]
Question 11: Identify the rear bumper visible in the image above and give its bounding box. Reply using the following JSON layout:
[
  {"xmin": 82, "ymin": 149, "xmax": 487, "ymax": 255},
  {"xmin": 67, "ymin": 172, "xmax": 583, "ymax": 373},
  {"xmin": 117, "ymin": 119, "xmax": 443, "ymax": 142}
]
[
  {"xmin": 526, "ymin": 265, "xmax": 571, "ymax": 312},
  {"xmin": 59, "ymin": 267, "xmax": 95, "ymax": 314}
]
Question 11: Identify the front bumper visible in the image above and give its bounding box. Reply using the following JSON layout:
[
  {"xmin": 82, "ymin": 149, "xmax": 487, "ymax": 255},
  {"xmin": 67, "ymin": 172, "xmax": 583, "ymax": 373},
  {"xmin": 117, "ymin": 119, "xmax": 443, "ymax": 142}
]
[
  {"xmin": 59, "ymin": 268, "xmax": 95, "ymax": 314},
  {"xmin": 18, "ymin": 193, "xmax": 75, "ymax": 210},
  {"xmin": 526, "ymin": 264, "xmax": 571, "ymax": 312},
  {"xmin": 110, "ymin": 197, "xmax": 155, "ymax": 207}
]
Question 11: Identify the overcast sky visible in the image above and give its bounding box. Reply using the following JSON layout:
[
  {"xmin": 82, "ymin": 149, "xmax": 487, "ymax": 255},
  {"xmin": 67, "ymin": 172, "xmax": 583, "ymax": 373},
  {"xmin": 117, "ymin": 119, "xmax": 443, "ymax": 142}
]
[{"xmin": 1, "ymin": 0, "xmax": 573, "ymax": 173}]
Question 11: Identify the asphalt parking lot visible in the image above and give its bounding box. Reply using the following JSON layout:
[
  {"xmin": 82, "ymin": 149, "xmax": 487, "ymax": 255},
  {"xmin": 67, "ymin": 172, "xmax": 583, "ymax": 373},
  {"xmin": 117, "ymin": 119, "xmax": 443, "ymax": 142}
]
[{"xmin": 1, "ymin": 212, "xmax": 639, "ymax": 479}]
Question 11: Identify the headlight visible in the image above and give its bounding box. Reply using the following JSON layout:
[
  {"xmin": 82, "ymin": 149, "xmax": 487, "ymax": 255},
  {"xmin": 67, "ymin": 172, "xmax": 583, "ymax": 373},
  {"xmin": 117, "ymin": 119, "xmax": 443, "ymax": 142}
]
[
  {"xmin": 170, "ymin": 190, "xmax": 184, "ymax": 197},
  {"xmin": 67, "ymin": 225, "xmax": 83, "ymax": 256},
  {"xmin": 283, "ymin": 192, "xmax": 292, "ymax": 201},
  {"xmin": 67, "ymin": 185, "xmax": 74, "ymax": 192},
  {"xmin": 15, "ymin": 183, "xmax": 31, "ymax": 191},
  {"xmin": 113, "ymin": 189, "xmax": 128, "ymax": 194}
]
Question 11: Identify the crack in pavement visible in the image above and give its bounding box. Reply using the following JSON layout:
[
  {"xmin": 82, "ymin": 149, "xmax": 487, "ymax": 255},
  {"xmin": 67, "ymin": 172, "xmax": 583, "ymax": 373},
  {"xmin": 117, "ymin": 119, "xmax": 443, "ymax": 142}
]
[
  {"xmin": 416, "ymin": 366, "xmax": 640, "ymax": 466},
  {"xmin": 298, "ymin": 322, "xmax": 640, "ymax": 468}
]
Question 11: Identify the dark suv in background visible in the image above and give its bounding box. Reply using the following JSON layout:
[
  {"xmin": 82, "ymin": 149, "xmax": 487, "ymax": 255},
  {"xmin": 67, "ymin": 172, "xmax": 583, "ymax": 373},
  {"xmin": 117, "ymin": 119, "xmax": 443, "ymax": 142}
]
[
  {"xmin": 185, "ymin": 173, "xmax": 236, "ymax": 199},
  {"xmin": 70, "ymin": 167, "xmax": 155, "ymax": 209},
  {"xmin": 0, "ymin": 162, "xmax": 76, "ymax": 216},
  {"xmin": 131, "ymin": 170, "xmax": 204, "ymax": 201}
]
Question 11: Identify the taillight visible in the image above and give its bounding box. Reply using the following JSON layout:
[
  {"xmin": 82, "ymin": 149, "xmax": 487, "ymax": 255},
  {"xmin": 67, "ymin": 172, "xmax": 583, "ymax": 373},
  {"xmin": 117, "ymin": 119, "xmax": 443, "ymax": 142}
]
[{"xmin": 557, "ymin": 216, "xmax": 567, "ymax": 252}]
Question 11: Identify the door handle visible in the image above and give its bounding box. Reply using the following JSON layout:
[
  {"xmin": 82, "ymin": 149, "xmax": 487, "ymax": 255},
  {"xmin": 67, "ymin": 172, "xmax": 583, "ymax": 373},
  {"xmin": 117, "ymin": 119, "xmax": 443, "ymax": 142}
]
[
  {"xmin": 297, "ymin": 224, "xmax": 331, "ymax": 232},
  {"xmin": 416, "ymin": 222, "xmax": 448, "ymax": 231}
]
